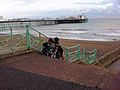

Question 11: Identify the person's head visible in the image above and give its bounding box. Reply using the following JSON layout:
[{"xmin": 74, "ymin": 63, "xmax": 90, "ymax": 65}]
[
  {"xmin": 54, "ymin": 37, "xmax": 59, "ymax": 44},
  {"xmin": 48, "ymin": 38, "xmax": 54, "ymax": 44}
]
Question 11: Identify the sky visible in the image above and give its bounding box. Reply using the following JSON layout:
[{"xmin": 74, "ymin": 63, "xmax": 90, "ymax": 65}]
[{"xmin": 0, "ymin": 0, "xmax": 120, "ymax": 19}]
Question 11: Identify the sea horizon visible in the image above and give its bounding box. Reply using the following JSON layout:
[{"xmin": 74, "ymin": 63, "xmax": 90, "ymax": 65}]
[{"xmin": 0, "ymin": 18, "xmax": 120, "ymax": 41}]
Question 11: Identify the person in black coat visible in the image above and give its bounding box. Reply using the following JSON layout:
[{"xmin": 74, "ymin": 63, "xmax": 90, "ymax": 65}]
[
  {"xmin": 52, "ymin": 37, "xmax": 64, "ymax": 60},
  {"xmin": 41, "ymin": 38, "xmax": 54, "ymax": 57}
]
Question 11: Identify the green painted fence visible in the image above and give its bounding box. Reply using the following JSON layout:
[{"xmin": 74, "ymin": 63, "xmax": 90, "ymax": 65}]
[
  {"xmin": 26, "ymin": 25, "xmax": 48, "ymax": 51},
  {"xmin": 0, "ymin": 25, "xmax": 48, "ymax": 55},
  {"xmin": 0, "ymin": 25, "xmax": 97, "ymax": 64},
  {"xmin": 0, "ymin": 26, "xmax": 27, "ymax": 55},
  {"xmin": 64, "ymin": 45, "xmax": 97, "ymax": 64}
]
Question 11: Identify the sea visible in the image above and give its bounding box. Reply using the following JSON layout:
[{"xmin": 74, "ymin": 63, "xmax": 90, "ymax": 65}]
[{"xmin": 0, "ymin": 18, "xmax": 120, "ymax": 41}]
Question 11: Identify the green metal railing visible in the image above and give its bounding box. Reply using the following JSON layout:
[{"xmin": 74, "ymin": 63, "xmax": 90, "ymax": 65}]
[
  {"xmin": 26, "ymin": 25, "xmax": 48, "ymax": 51},
  {"xmin": 0, "ymin": 26, "xmax": 26, "ymax": 55},
  {"xmin": 64, "ymin": 45, "xmax": 80, "ymax": 62},
  {"xmin": 0, "ymin": 25, "xmax": 97, "ymax": 64},
  {"xmin": 0, "ymin": 25, "xmax": 48, "ymax": 54},
  {"xmin": 65, "ymin": 45, "xmax": 97, "ymax": 64}
]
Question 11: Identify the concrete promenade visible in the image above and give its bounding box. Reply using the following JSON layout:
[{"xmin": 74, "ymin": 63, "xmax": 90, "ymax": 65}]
[{"xmin": 0, "ymin": 51, "xmax": 120, "ymax": 90}]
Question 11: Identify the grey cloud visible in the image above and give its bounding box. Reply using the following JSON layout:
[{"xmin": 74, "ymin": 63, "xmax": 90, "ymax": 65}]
[
  {"xmin": 74, "ymin": 0, "xmax": 119, "ymax": 6},
  {"xmin": 17, "ymin": 0, "xmax": 38, "ymax": 4},
  {"xmin": 113, "ymin": 0, "xmax": 120, "ymax": 4},
  {"xmin": 5, "ymin": 0, "xmax": 120, "ymax": 19},
  {"xmin": 74, "ymin": 1, "xmax": 113, "ymax": 5},
  {"xmin": 16, "ymin": 7, "xmax": 120, "ymax": 19},
  {"xmin": 108, "ymin": 0, "xmax": 120, "ymax": 10},
  {"xmin": 74, "ymin": 2, "xmax": 101, "ymax": 5}
]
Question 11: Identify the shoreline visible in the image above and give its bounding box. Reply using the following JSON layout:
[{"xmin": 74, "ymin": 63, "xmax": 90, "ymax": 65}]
[
  {"xmin": 59, "ymin": 38, "xmax": 120, "ymax": 48},
  {"xmin": 57, "ymin": 36, "xmax": 120, "ymax": 42}
]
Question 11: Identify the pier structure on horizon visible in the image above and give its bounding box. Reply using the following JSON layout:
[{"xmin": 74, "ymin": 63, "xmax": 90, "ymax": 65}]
[{"xmin": 0, "ymin": 14, "xmax": 88, "ymax": 27}]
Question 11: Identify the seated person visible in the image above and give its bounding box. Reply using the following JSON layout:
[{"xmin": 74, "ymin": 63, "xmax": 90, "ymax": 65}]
[
  {"xmin": 52, "ymin": 37, "xmax": 64, "ymax": 60},
  {"xmin": 41, "ymin": 38, "xmax": 54, "ymax": 57}
]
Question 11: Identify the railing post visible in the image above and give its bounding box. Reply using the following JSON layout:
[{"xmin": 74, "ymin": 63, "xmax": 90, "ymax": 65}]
[
  {"xmin": 65, "ymin": 48, "xmax": 69, "ymax": 62},
  {"xmin": 88, "ymin": 56, "xmax": 91, "ymax": 64},
  {"xmin": 26, "ymin": 25, "xmax": 31, "ymax": 49},
  {"xmin": 82, "ymin": 48, "xmax": 86, "ymax": 61},
  {"xmin": 39, "ymin": 32, "xmax": 41, "ymax": 38},
  {"xmin": 10, "ymin": 26, "xmax": 15, "ymax": 53},
  {"xmin": 77, "ymin": 46, "xmax": 80, "ymax": 60},
  {"xmin": 94, "ymin": 49, "xmax": 97, "ymax": 61},
  {"xmin": 10, "ymin": 26, "xmax": 13, "ymax": 35}
]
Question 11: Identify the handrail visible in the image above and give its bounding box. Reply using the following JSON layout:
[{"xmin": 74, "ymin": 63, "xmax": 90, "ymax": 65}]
[
  {"xmin": 65, "ymin": 45, "xmax": 79, "ymax": 49},
  {"xmin": 25, "ymin": 25, "xmax": 49, "ymax": 51},
  {"xmin": 27, "ymin": 25, "xmax": 48, "ymax": 39}
]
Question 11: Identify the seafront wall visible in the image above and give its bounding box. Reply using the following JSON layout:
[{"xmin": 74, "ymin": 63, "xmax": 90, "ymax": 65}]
[{"xmin": 94, "ymin": 47, "xmax": 120, "ymax": 67}]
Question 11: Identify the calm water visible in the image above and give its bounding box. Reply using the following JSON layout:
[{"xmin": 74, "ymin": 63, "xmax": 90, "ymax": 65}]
[{"xmin": 1, "ymin": 18, "xmax": 120, "ymax": 41}]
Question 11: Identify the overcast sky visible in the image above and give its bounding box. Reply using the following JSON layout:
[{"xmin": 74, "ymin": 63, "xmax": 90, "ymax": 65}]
[{"xmin": 0, "ymin": 0, "xmax": 120, "ymax": 19}]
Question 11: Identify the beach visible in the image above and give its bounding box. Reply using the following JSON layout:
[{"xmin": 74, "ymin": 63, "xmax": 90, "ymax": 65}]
[{"xmin": 60, "ymin": 39, "xmax": 120, "ymax": 54}]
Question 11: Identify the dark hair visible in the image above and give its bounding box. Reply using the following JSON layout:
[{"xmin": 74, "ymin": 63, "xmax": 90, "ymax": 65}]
[
  {"xmin": 54, "ymin": 37, "xmax": 59, "ymax": 44},
  {"xmin": 48, "ymin": 38, "xmax": 54, "ymax": 42}
]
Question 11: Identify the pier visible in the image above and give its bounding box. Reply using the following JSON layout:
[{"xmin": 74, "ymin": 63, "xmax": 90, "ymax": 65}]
[
  {"xmin": 0, "ymin": 20, "xmax": 57, "ymax": 27},
  {"xmin": 0, "ymin": 18, "xmax": 87, "ymax": 27}
]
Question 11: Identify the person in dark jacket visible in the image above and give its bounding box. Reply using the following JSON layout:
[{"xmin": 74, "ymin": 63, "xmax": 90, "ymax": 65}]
[
  {"xmin": 41, "ymin": 38, "xmax": 54, "ymax": 57},
  {"xmin": 52, "ymin": 37, "xmax": 64, "ymax": 60}
]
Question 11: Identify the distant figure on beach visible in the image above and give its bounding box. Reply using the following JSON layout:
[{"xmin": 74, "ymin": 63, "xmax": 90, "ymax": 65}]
[
  {"xmin": 51, "ymin": 37, "xmax": 64, "ymax": 60},
  {"xmin": 41, "ymin": 38, "xmax": 54, "ymax": 57}
]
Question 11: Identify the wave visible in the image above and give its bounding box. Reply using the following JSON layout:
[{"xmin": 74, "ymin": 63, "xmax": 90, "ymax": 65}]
[
  {"xmin": 94, "ymin": 32, "xmax": 120, "ymax": 37},
  {"xmin": 54, "ymin": 36, "xmax": 113, "ymax": 41},
  {"xmin": 62, "ymin": 31, "xmax": 88, "ymax": 34},
  {"xmin": 48, "ymin": 31, "xmax": 88, "ymax": 34},
  {"xmin": 60, "ymin": 29, "xmax": 88, "ymax": 31},
  {"xmin": 0, "ymin": 31, "xmax": 20, "ymax": 34}
]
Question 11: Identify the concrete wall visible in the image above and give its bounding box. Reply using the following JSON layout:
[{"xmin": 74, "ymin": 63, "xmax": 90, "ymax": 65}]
[{"xmin": 94, "ymin": 47, "xmax": 120, "ymax": 67}]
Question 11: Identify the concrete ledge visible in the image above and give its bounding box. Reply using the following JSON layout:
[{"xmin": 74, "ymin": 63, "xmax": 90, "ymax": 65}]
[
  {"xmin": 103, "ymin": 55, "xmax": 120, "ymax": 67},
  {"xmin": 93, "ymin": 47, "xmax": 120, "ymax": 66}
]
